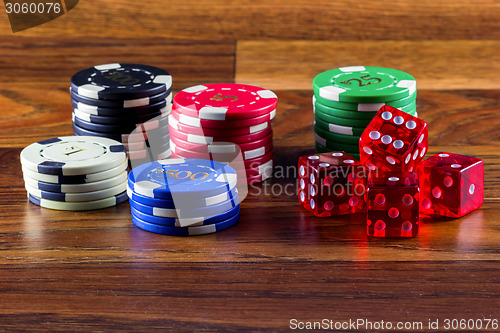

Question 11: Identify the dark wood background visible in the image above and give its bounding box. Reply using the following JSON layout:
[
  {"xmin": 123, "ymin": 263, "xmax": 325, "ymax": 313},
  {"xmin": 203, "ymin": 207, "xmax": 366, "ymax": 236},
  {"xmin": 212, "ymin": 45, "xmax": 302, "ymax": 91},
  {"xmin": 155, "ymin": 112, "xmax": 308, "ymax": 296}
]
[{"xmin": 0, "ymin": 1, "xmax": 498, "ymax": 331}]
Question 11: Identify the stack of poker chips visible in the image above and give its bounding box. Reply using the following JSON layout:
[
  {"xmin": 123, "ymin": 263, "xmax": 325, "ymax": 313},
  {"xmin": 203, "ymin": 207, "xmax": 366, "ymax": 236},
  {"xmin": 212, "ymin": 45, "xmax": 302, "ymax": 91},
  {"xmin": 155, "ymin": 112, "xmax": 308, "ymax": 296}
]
[
  {"xmin": 20, "ymin": 136, "xmax": 129, "ymax": 211},
  {"xmin": 168, "ymin": 84, "xmax": 277, "ymax": 185},
  {"xmin": 127, "ymin": 159, "xmax": 240, "ymax": 236},
  {"xmin": 70, "ymin": 63, "xmax": 173, "ymax": 168},
  {"xmin": 312, "ymin": 66, "xmax": 417, "ymax": 159}
]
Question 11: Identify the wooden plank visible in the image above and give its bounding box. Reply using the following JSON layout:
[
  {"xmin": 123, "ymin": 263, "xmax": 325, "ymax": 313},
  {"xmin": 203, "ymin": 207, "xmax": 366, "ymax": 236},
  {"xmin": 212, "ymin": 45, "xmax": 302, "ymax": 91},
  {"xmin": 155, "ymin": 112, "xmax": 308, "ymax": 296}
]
[
  {"xmin": 1, "ymin": 0, "xmax": 499, "ymax": 40},
  {"xmin": 0, "ymin": 36, "xmax": 235, "ymax": 86},
  {"xmin": 236, "ymin": 40, "xmax": 500, "ymax": 90}
]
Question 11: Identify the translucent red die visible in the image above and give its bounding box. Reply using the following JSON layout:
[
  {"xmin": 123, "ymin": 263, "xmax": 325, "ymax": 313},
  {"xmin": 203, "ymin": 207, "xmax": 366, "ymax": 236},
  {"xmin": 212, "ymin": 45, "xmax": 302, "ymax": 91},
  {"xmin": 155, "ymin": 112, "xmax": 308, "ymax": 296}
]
[
  {"xmin": 298, "ymin": 152, "xmax": 366, "ymax": 217},
  {"xmin": 418, "ymin": 152, "xmax": 484, "ymax": 218},
  {"xmin": 359, "ymin": 105, "xmax": 428, "ymax": 173},
  {"xmin": 366, "ymin": 171, "xmax": 420, "ymax": 237}
]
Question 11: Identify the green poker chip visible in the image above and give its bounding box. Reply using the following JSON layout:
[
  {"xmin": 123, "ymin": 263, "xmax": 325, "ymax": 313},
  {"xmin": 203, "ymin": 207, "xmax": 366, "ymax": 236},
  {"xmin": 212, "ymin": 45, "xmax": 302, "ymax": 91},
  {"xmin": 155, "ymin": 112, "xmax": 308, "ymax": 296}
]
[
  {"xmin": 315, "ymin": 142, "xmax": 360, "ymax": 159},
  {"xmin": 314, "ymin": 131, "xmax": 359, "ymax": 152},
  {"xmin": 314, "ymin": 97, "xmax": 417, "ymax": 120},
  {"xmin": 314, "ymin": 106, "xmax": 416, "ymax": 127},
  {"xmin": 313, "ymin": 91, "xmax": 416, "ymax": 112},
  {"xmin": 315, "ymin": 117, "xmax": 365, "ymax": 136},
  {"xmin": 314, "ymin": 125, "xmax": 360, "ymax": 145},
  {"xmin": 313, "ymin": 66, "xmax": 416, "ymax": 104}
]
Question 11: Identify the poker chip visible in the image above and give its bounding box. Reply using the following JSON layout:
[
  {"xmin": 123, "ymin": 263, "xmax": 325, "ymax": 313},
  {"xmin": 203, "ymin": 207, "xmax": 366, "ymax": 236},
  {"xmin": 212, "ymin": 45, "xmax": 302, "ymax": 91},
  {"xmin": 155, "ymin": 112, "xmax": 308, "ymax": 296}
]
[
  {"xmin": 174, "ymin": 84, "xmax": 277, "ymax": 121},
  {"xmin": 128, "ymin": 159, "xmax": 237, "ymax": 200},
  {"xmin": 20, "ymin": 136, "xmax": 127, "ymax": 176},
  {"xmin": 169, "ymin": 125, "xmax": 271, "ymax": 145},
  {"xmin": 72, "ymin": 113, "xmax": 168, "ymax": 134},
  {"xmin": 313, "ymin": 96, "xmax": 416, "ymax": 120},
  {"xmin": 130, "ymin": 203, "xmax": 240, "ymax": 227},
  {"xmin": 23, "ymin": 171, "xmax": 127, "ymax": 193},
  {"xmin": 25, "ymin": 181, "xmax": 127, "ymax": 202},
  {"xmin": 168, "ymin": 114, "xmax": 272, "ymax": 137},
  {"xmin": 28, "ymin": 191, "xmax": 128, "ymax": 211},
  {"xmin": 69, "ymin": 63, "xmax": 173, "ymax": 168},
  {"xmin": 72, "ymin": 96, "xmax": 171, "ymax": 117},
  {"xmin": 314, "ymin": 125, "xmax": 360, "ymax": 145},
  {"xmin": 71, "ymin": 88, "xmax": 171, "ymax": 108},
  {"xmin": 71, "ymin": 64, "xmax": 172, "ymax": 100},
  {"xmin": 312, "ymin": 67, "xmax": 418, "ymax": 155},
  {"xmin": 314, "ymin": 117, "xmax": 365, "ymax": 136},
  {"xmin": 170, "ymin": 139, "xmax": 274, "ymax": 161},
  {"xmin": 313, "ymin": 66, "xmax": 416, "ymax": 104},
  {"xmin": 169, "ymin": 132, "xmax": 273, "ymax": 154},
  {"xmin": 129, "ymin": 194, "xmax": 239, "ymax": 219},
  {"xmin": 127, "ymin": 185, "xmax": 238, "ymax": 209},
  {"xmin": 170, "ymin": 108, "xmax": 276, "ymax": 129},
  {"xmin": 73, "ymin": 108, "xmax": 168, "ymax": 125},
  {"xmin": 131, "ymin": 210, "xmax": 240, "ymax": 236},
  {"xmin": 315, "ymin": 133, "xmax": 359, "ymax": 152},
  {"xmin": 312, "ymin": 92, "xmax": 417, "ymax": 112},
  {"xmin": 21, "ymin": 159, "xmax": 128, "ymax": 184}
]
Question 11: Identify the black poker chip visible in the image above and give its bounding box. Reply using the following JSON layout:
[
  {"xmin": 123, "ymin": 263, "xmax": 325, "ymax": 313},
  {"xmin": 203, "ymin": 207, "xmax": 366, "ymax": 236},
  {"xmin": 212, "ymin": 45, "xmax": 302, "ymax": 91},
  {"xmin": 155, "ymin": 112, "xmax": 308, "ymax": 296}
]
[
  {"xmin": 70, "ymin": 63, "xmax": 172, "ymax": 100},
  {"xmin": 70, "ymin": 88, "xmax": 171, "ymax": 108}
]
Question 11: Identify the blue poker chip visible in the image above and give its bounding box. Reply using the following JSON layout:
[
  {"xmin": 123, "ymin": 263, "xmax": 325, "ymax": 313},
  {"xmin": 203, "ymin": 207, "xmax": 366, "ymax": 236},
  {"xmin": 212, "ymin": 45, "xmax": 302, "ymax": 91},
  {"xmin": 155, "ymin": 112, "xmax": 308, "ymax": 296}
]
[
  {"xmin": 71, "ymin": 98, "xmax": 170, "ymax": 117},
  {"xmin": 130, "ymin": 203, "xmax": 240, "ymax": 227},
  {"xmin": 128, "ymin": 158, "xmax": 238, "ymax": 200},
  {"xmin": 131, "ymin": 210, "xmax": 240, "ymax": 236},
  {"xmin": 71, "ymin": 88, "xmax": 171, "ymax": 108},
  {"xmin": 129, "ymin": 194, "xmax": 239, "ymax": 219},
  {"xmin": 127, "ymin": 185, "xmax": 237, "ymax": 209},
  {"xmin": 71, "ymin": 64, "xmax": 172, "ymax": 101},
  {"xmin": 72, "ymin": 113, "xmax": 169, "ymax": 134}
]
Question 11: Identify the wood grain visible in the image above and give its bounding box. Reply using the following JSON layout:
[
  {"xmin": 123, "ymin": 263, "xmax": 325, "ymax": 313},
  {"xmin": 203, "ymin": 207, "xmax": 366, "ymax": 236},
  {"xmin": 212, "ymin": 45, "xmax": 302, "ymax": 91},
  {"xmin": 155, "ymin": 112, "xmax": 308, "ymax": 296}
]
[
  {"xmin": 1, "ymin": 0, "xmax": 499, "ymax": 40},
  {"xmin": 236, "ymin": 40, "xmax": 500, "ymax": 90}
]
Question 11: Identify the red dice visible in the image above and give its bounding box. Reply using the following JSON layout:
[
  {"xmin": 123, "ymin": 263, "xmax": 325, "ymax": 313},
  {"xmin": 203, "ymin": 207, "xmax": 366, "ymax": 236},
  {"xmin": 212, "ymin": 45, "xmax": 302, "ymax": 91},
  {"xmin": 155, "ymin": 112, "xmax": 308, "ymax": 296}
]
[
  {"xmin": 418, "ymin": 152, "xmax": 484, "ymax": 218},
  {"xmin": 360, "ymin": 106, "xmax": 428, "ymax": 173},
  {"xmin": 298, "ymin": 152, "xmax": 365, "ymax": 217},
  {"xmin": 366, "ymin": 172, "xmax": 420, "ymax": 237}
]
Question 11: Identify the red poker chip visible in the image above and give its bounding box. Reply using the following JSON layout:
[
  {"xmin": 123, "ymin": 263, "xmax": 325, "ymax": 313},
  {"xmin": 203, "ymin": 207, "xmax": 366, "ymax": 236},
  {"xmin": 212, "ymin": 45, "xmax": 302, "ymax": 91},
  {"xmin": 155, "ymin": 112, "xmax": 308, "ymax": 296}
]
[
  {"xmin": 169, "ymin": 124, "xmax": 272, "ymax": 144},
  {"xmin": 169, "ymin": 132, "xmax": 273, "ymax": 154},
  {"xmin": 170, "ymin": 139, "xmax": 274, "ymax": 161},
  {"xmin": 169, "ymin": 114, "xmax": 272, "ymax": 137},
  {"xmin": 170, "ymin": 108, "xmax": 276, "ymax": 129},
  {"xmin": 242, "ymin": 172, "xmax": 273, "ymax": 185},
  {"xmin": 173, "ymin": 84, "xmax": 278, "ymax": 121},
  {"xmin": 171, "ymin": 144, "xmax": 274, "ymax": 170}
]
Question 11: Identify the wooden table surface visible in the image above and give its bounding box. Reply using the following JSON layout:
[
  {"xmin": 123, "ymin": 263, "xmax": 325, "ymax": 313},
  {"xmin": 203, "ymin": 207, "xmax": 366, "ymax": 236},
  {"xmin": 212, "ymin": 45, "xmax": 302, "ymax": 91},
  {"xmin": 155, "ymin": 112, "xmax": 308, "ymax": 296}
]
[{"xmin": 0, "ymin": 1, "xmax": 499, "ymax": 331}]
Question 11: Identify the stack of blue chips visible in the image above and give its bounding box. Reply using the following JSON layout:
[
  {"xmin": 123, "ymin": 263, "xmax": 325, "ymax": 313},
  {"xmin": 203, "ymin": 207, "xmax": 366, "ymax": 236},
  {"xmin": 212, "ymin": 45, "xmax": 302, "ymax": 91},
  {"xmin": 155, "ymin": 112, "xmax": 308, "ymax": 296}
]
[{"xmin": 127, "ymin": 158, "xmax": 240, "ymax": 236}]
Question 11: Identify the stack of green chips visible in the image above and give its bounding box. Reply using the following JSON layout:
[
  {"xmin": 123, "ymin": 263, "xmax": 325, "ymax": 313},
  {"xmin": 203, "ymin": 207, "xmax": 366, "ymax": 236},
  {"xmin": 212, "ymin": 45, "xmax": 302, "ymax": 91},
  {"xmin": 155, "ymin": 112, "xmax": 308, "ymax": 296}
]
[{"xmin": 312, "ymin": 66, "xmax": 418, "ymax": 159}]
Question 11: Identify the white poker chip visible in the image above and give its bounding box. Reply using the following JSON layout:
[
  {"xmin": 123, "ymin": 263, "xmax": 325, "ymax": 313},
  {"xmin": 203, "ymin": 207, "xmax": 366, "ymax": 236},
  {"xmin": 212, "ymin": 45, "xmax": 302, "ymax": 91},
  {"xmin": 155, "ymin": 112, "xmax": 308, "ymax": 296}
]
[
  {"xmin": 23, "ymin": 171, "xmax": 128, "ymax": 194},
  {"xmin": 25, "ymin": 181, "xmax": 127, "ymax": 202},
  {"xmin": 28, "ymin": 191, "xmax": 128, "ymax": 211},
  {"xmin": 20, "ymin": 136, "xmax": 127, "ymax": 176},
  {"xmin": 21, "ymin": 159, "xmax": 128, "ymax": 184}
]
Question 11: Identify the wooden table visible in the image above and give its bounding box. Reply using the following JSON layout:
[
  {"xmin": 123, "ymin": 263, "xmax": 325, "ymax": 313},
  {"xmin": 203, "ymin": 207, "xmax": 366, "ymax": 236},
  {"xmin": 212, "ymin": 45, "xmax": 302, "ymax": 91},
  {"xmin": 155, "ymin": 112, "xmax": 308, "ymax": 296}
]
[{"xmin": 0, "ymin": 1, "xmax": 499, "ymax": 331}]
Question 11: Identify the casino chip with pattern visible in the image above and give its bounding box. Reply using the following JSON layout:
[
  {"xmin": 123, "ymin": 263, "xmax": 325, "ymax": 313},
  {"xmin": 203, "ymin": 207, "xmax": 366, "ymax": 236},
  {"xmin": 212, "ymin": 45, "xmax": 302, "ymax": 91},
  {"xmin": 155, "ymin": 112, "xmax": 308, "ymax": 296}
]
[
  {"xmin": 21, "ymin": 136, "xmax": 128, "ymax": 211},
  {"xmin": 70, "ymin": 63, "xmax": 173, "ymax": 169},
  {"xmin": 169, "ymin": 83, "xmax": 277, "ymax": 185},
  {"xmin": 127, "ymin": 158, "xmax": 240, "ymax": 234},
  {"xmin": 312, "ymin": 66, "xmax": 417, "ymax": 157}
]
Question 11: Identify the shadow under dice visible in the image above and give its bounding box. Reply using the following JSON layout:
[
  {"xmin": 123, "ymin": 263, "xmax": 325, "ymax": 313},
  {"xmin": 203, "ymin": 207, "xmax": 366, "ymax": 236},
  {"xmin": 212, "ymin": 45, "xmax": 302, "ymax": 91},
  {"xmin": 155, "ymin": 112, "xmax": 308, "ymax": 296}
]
[
  {"xmin": 360, "ymin": 105, "xmax": 428, "ymax": 173},
  {"xmin": 418, "ymin": 152, "xmax": 484, "ymax": 218},
  {"xmin": 367, "ymin": 172, "xmax": 420, "ymax": 237},
  {"xmin": 298, "ymin": 152, "xmax": 365, "ymax": 217}
]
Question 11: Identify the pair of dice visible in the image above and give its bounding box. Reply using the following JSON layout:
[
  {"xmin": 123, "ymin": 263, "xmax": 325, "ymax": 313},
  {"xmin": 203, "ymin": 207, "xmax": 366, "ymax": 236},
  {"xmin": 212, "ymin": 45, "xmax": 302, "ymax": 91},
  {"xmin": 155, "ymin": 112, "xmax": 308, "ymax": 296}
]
[{"xmin": 298, "ymin": 106, "xmax": 484, "ymax": 237}]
